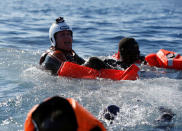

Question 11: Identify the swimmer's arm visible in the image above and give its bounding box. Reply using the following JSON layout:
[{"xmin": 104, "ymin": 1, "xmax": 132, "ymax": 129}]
[
  {"xmin": 74, "ymin": 54, "xmax": 86, "ymax": 65},
  {"xmin": 44, "ymin": 56, "xmax": 62, "ymax": 75}
]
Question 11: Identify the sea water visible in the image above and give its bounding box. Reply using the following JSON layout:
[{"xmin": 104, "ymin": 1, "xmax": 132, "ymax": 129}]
[{"xmin": 0, "ymin": 0, "xmax": 182, "ymax": 130}]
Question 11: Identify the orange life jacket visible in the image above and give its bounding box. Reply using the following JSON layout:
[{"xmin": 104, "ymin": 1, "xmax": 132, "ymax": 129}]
[
  {"xmin": 39, "ymin": 49, "xmax": 80, "ymax": 65},
  {"xmin": 145, "ymin": 49, "xmax": 182, "ymax": 70},
  {"xmin": 48, "ymin": 50, "xmax": 68, "ymax": 63},
  {"xmin": 58, "ymin": 62, "xmax": 139, "ymax": 80},
  {"xmin": 24, "ymin": 98, "xmax": 106, "ymax": 131}
]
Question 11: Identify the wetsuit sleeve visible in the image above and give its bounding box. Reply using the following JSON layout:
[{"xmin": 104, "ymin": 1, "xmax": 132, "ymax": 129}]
[
  {"xmin": 104, "ymin": 59, "xmax": 129, "ymax": 69},
  {"xmin": 104, "ymin": 59, "xmax": 117, "ymax": 67},
  {"xmin": 84, "ymin": 57, "xmax": 112, "ymax": 70},
  {"xmin": 74, "ymin": 54, "xmax": 85, "ymax": 65},
  {"xmin": 44, "ymin": 55, "xmax": 62, "ymax": 75}
]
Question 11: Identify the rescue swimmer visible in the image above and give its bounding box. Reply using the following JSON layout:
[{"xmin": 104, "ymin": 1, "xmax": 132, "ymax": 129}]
[
  {"xmin": 24, "ymin": 96, "xmax": 106, "ymax": 131},
  {"xmin": 39, "ymin": 17, "xmax": 85, "ymax": 75},
  {"xmin": 39, "ymin": 17, "xmax": 112, "ymax": 75}
]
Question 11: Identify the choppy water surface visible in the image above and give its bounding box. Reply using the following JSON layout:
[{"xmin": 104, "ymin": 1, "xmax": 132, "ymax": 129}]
[{"xmin": 0, "ymin": 0, "xmax": 182, "ymax": 130}]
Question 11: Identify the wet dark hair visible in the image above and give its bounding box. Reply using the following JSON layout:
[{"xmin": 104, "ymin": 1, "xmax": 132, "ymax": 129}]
[
  {"xmin": 32, "ymin": 96, "xmax": 78, "ymax": 131},
  {"xmin": 118, "ymin": 37, "xmax": 140, "ymax": 64}
]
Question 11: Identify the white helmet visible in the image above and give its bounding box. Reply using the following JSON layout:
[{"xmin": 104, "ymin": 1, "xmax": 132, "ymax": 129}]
[{"xmin": 49, "ymin": 17, "xmax": 72, "ymax": 46}]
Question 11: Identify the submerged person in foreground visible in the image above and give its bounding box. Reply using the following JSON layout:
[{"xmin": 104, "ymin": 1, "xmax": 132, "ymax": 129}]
[
  {"xmin": 39, "ymin": 17, "xmax": 85, "ymax": 75},
  {"xmin": 24, "ymin": 96, "xmax": 106, "ymax": 131}
]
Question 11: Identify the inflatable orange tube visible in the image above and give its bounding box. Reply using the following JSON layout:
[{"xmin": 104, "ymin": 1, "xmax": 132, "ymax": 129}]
[
  {"xmin": 100, "ymin": 64, "xmax": 139, "ymax": 80},
  {"xmin": 99, "ymin": 68, "xmax": 125, "ymax": 80},
  {"xmin": 58, "ymin": 62, "xmax": 139, "ymax": 80},
  {"xmin": 58, "ymin": 62, "xmax": 99, "ymax": 79}
]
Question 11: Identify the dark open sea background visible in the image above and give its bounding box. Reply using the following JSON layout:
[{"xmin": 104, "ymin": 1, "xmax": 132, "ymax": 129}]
[{"xmin": 0, "ymin": 0, "xmax": 182, "ymax": 130}]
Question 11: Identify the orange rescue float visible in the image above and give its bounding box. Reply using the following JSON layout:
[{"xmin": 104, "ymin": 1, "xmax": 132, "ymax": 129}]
[
  {"xmin": 58, "ymin": 62, "xmax": 139, "ymax": 80},
  {"xmin": 145, "ymin": 49, "xmax": 182, "ymax": 70}
]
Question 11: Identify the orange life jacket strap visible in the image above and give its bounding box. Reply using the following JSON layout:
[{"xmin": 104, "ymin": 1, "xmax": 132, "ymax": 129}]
[
  {"xmin": 49, "ymin": 50, "xmax": 67, "ymax": 63},
  {"xmin": 40, "ymin": 49, "xmax": 77, "ymax": 65}
]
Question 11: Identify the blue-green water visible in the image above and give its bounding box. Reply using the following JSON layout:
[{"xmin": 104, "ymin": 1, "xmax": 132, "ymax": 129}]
[{"xmin": 0, "ymin": 0, "xmax": 182, "ymax": 130}]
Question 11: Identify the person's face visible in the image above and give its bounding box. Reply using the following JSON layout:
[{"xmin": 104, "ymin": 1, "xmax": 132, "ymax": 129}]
[{"xmin": 55, "ymin": 30, "xmax": 72, "ymax": 51}]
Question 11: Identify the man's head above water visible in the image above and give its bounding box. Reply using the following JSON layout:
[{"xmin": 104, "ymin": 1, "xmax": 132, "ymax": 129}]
[{"xmin": 118, "ymin": 37, "xmax": 140, "ymax": 64}]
